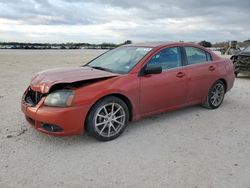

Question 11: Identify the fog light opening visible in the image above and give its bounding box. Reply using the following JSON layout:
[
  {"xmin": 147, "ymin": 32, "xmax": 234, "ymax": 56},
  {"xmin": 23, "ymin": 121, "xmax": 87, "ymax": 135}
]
[{"xmin": 41, "ymin": 123, "xmax": 63, "ymax": 132}]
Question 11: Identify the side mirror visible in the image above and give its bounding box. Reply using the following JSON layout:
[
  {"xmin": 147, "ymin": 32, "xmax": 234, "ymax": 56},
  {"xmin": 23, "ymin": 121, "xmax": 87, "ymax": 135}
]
[{"xmin": 143, "ymin": 65, "xmax": 162, "ymax": 75}]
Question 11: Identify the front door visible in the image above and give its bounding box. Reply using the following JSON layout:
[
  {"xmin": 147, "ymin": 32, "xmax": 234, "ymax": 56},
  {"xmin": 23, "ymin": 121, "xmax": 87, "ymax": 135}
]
[{"xmin": 139, "ymin": 47, "xmax": 188, "ymax": 115}]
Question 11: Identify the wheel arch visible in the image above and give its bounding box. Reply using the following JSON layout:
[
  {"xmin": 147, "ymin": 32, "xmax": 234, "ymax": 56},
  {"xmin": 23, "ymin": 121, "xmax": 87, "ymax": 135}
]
[
  {"xmin": 217, "ymin": 78, "xmax": 228, "ymax": 92},
  {"xmin": 108, "ymin": 93, "xmax": 133, "ymax": 121},
  {"xmin": 84, "ymin": 93, "xmax": 133, "ymax": 131}
]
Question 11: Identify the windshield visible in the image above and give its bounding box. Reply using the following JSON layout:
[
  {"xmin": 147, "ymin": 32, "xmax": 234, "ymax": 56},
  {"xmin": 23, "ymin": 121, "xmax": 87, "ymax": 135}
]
[
  {"xmin": 87, "ymin": 46, "xmax": 152, "ymax": 74},
  {"xmin": 243, "ymin": 45, "xmax": 250, "ymax": 53}
]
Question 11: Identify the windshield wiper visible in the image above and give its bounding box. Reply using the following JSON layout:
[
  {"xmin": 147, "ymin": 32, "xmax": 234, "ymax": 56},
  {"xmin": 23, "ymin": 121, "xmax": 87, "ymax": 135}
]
[{"xmin": 89, "ymin": 66, "xmax": 114, "ymax": 73}]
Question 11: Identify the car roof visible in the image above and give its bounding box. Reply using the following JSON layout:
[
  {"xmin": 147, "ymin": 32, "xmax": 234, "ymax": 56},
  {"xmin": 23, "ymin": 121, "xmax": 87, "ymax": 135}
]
[
  {"xmin": 125, "ymin": 41, "xmax": 196, "ymax": 48},
  {"xmin": 123, "ymin": 41, "xmax": 221, "ymax": 61}
]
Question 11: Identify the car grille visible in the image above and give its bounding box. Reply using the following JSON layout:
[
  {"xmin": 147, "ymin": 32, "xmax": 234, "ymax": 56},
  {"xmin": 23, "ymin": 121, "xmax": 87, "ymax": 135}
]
[
  {"xmin": 234, "ymin": 55, "xmax": 250, "ymax": 71},
  {"xmin": 24, "ymin": 87, "xmax": 43, "ymax": 106},
  {"xmin": 236, "ymin": 55, "xmax": 250, "ymax": 64}
]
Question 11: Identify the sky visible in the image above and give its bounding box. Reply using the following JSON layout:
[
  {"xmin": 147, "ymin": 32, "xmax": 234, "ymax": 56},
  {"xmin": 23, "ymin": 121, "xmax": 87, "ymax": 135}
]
[{"xmin": 0, "ymin": 0, "xmax": 249, "ymax": 43}]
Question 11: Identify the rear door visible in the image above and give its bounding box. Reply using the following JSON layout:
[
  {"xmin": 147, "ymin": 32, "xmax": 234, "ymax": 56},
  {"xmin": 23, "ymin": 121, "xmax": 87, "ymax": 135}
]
[
  {"xmin": 183, "ymin": 46, "xmax": 218, "ymax": 102},
  {"xmin": 139, "ymin": 47, "xmax": 188, "ymax": 115}
]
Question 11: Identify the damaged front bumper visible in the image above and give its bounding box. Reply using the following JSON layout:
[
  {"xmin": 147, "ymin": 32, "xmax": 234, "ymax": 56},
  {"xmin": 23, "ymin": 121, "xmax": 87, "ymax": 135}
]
[
  {"xmin": 21, "ymin": 88, "xmax": 89, "ymax": 136},
  {"xmin": 232, "ymin": 55, "xmax": 250, "ymax": 74}
]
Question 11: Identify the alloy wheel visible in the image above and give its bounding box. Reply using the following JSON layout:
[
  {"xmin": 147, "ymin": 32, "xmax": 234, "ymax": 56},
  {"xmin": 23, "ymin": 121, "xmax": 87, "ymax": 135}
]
[
  {"xmin": 94, "ymin": 102, "xmax": 126, "ymax": 138},
  {"xmin": 210, "ymin": 83, "xmax": 225, "ymax": 107}
]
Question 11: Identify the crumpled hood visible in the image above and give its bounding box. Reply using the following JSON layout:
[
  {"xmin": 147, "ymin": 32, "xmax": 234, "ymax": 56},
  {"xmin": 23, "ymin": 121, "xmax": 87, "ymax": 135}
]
[
  {"xmin": 30, "ymin": 66, "xmax": 120, "ymax": 93},
  {"xmin": 238, "ymin": 52, "xmax": 250, "ymax": 57}
]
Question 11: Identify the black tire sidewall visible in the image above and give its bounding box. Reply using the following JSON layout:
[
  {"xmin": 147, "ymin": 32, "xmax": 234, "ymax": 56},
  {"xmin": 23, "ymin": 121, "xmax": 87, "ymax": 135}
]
[
  {"xmin": 86, "ymin": 96, "xmax": 129, "ymax": 141},
  {"xmin": 207, "ymin": 81, "xmax": 225, "ymax": 109}
]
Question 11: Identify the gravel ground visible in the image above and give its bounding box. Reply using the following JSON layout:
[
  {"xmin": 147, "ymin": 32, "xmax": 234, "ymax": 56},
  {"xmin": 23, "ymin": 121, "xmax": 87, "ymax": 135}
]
[{"xmin": 0, "ymin": 50, "xmax": 250, "ymax": 188}]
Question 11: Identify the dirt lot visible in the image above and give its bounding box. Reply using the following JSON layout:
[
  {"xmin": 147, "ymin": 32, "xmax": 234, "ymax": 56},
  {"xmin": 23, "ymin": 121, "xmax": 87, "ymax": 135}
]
[{"xmin": 0, "ymin": 50, "xmax": 250, "ymax": 188}]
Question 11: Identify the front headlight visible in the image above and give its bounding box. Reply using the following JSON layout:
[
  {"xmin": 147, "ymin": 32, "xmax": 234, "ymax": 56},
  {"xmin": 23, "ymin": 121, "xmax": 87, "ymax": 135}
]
[{"xmin": 44, "ymin": 90, "xmax": 74, "ymax": 107}]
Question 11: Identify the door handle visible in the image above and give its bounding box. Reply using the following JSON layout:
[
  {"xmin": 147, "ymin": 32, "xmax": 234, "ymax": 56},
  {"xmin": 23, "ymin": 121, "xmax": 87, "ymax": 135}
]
[
  {"xmin": 208, "ymin": 66, "xmax": 216, "ymax": 71},
  {"xmin": 176, "ymin": 72, "xmax": 185, "ymax": 78}
]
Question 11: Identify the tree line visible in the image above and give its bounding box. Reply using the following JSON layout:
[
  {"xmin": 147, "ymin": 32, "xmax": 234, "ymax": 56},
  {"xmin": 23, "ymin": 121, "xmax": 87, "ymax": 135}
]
[
  {"xmin": 0, "ymin": 39, "xmax": 249, "ymax": 49},
  {"xmin": 0, "ymin": 40, "xmax": 132, "ymax": 50}
]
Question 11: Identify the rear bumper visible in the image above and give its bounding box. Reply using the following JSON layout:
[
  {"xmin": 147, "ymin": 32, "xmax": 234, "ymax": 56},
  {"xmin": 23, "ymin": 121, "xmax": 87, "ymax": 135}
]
[{"xmin": 21, "ymin": 98, "xmax": 89, "ymax": 136}]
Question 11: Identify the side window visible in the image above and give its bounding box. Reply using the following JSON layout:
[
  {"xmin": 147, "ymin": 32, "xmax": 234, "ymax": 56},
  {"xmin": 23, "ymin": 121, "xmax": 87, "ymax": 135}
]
[
  {"xmin": 147, "ymin": 47, "xmax": 182, "ymax": 70},
  {"xmin": 185, "ymin": 47, "xmax": 209, "ymax": 65}
]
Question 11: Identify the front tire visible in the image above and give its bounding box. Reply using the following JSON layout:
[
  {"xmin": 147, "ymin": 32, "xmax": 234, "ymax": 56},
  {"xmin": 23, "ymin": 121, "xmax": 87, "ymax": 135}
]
[
  {"xmin": 202, "ymin": 80, "xmax": 226, "ymax": 109},
  {"xmin": 86, "ymin": 96, "xmax": 129, "ymax": 141}
]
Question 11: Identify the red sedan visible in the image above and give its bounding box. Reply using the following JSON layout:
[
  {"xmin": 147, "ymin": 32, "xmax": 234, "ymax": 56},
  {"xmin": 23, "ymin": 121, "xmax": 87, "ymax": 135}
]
[{"xmin": 21, "ymin": 42, "xmax": 235, "ymax": 141}]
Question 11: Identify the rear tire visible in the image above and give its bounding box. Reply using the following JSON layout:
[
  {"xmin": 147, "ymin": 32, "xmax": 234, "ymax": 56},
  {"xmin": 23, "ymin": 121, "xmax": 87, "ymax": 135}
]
[
  {"xmin": 86, "ymin": 96, "xmax": 129, "ymax": 141},
  {"xmin": 234, "ymin": 72, "xmax": 238, "ymax": 77},
  {"xmin": 202, "ymin": 80, "xmax": 226, "ymax": 109}
]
